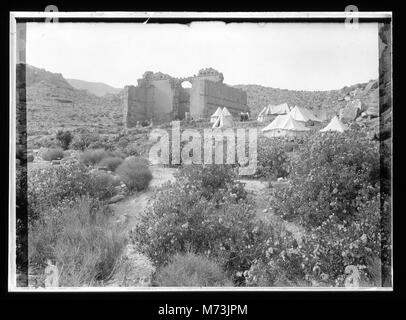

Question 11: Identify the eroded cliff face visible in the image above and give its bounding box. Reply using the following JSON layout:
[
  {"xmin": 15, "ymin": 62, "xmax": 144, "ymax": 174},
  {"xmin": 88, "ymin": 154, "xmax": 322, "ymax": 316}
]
[{"xmin": 122, "ymin": 68, "xmax": 248, "ymax": 128}]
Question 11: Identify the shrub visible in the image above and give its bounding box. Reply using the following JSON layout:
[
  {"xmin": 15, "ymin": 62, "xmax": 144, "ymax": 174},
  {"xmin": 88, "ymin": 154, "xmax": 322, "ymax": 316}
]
[
  {"xmin": 154, "ymin": 253, "xmax": 232, "ymax": 287},
  {"xmin": 27, "ymin": 154, "xmax": 34, "ymax": 162},
  {"xmin": 29, "ymin": 197, "xmax": 126, "ymax": 286},
  {"xmin": 28, "ymin": 162, "xmax": 116, "ymax": 220},
  {"xmin": 175, "ymin": 164, "xmax": 247, "ymax": 203},
  {"xmin": 131, "ymin": 165, "xmax": 266, "ymax": 284},
  {"xmin": 271, "ymin": 130, "xmax": 380, "ymax": 227},
  {"xmin": 71, "ymin": 131, "xmax": 100, "ymax": 151},
  {"xmin": 80, "ymin": 148, "xmax": 109, "ymax": 166},
  {"xmin": 116, "ymin": 158, "xmax": 152, "ymax": 191},
  {"xmin": 98, "ymin": 156, "xmax": 123, "ymax": 172},
  {"xmin": 28, "ymin": 162, "xmax": 91, "ymax": 220},
  {"xmin": 263, "ymin": 130, "xmax": 384, "ymax": 286},
  {"xmin": 56, "ymin": 130, "xmax": 73, "ymax": 150},
  {"xmin": 31, "ymin": 136, "xmax": 59, "ymax": 149},
  {"xmin": 41, "ymin": 148, "xmax": 64, "ymax": 161},
  {"xmin": 88, "ymin": 172, "xmax": 120, "ymax": 200},
  {"xmin": 255, "ymin": 137, "xmax": 290, "ymax": 179}
]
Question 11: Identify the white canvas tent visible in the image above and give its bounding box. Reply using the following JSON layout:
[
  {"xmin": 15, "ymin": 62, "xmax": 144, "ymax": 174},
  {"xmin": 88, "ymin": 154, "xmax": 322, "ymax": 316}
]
[
  {"xmin": 257, "ymin": 103, "xmax": 290, "ymax": 122},
  {"xmin": 210, "ymin": 107, "xmax": 223, "ymax": 123},
  {"xmin": 320, "ymin": 116, "xmax": 348, "ymax": 133},
  {"xmin": 257, "ymin": 105, "xmax": 272, "ymax": 122},
  {"xmin": 289, "ymin": 106, "xmax": 322, "ymax": 123},
  {"xmin": 261, "ymin": 114, "xmax": 310, "ymax": 138},
  {"xmin": 212, "ymin": 107, "xmax": 234, "ymax": 128},
  {"xmin": 270, "ymin": 103, "xmax": 290, "ymax": 115}
]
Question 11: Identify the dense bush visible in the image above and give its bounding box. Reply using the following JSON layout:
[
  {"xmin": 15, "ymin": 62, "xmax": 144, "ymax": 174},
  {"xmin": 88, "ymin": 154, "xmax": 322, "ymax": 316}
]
[
  {"xmin": 89, "ymin": 172, "xmax": 120, "ymax": 200},
  {"xmin": 246, "ymin": 194, "xmax": 383, "ymax": 287},
  {"xmin": 31, "ymin": 136, "xmax": 59, "ymax": 149},
  {"xmin": 154, "ymin": 253, "xmax": 232, "ymax": 287},
  {"xmin": 255, "ymin": 137, "xmax": 290, "ymax": 179},
  {"xmin": 29, "ymin": 197, "xmax": 126, "ymax": 286},
  {"xmin": 116, "ymin": 158, "xmax": 152, "ymax": 191},
  {"xmin": 131, "ymin": 164, "xmax": 269, "ymax": 284},
  {"xmin": 70, "ymin": 131, "xmax": 100, "ymax": 151},
  {"xmin": 263, "ymin": 130, "xmax": 384, "ymax": 286},
  {"xmin": 271, "ymin": 131, "xmax": 380, "ymax": 226},
  {"xmin": 175, "ymin": 164, "xmax": 247, "ymax": 203},
  {"xmin": 56, "ymin": 130, "xmax": 73, "ymax": 150},
  {"xmin": 98, "ymin": 156, "xmax": 123, "ymax": 172},
  {"xmin": 80, "ymin": 148, "xmax": 109, "ymax": 166},
  {"xmin": 28, "ymin": 162, "xmax": 117, "ymax": 220},
  {"xmin": 41, "ymin": 148, "xmax": 64, "ymax": 161}
]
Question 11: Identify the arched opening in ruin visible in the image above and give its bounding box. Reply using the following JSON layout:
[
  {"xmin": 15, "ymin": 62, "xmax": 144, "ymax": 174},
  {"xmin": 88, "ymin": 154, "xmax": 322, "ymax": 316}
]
[{"xmin": 181, "ymin": 80, "xmax": 192, "ymax": 89}]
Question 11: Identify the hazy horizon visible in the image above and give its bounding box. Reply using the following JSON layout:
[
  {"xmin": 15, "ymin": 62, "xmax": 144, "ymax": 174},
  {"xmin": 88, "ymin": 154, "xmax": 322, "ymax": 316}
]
[{"xmin": 26, "ymin": 22, "xmax": 379, "ymax": 91}]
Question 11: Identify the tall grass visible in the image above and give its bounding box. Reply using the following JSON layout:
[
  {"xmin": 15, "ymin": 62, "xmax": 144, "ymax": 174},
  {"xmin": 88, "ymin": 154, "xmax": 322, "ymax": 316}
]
[
  {"xmin": 29, "ymin": 197, "xmax": 126, "ymax": 286},
  {"xmin": 154, "ymin": 252, "xmax": 233, "ymax": 287}
]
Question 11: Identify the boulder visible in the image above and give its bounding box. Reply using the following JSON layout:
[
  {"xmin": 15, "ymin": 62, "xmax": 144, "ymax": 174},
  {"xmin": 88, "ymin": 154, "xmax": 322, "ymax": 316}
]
[
  {"xmin": 108, "ymin": 194, "xmax": 125, "ymax": 204},
  {"xmin": 365, "ymin": 103, "xmax": 379, "ymax": 118},
  {"xmin": 339, "ymin": 100, "xmax": 365, "ymax": 123}
]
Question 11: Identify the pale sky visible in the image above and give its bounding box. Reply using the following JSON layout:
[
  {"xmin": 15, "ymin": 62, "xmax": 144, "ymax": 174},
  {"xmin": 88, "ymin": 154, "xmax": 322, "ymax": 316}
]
[{"xmin": 26, "ymin": 22, "xmax": 378, "ymax": 91}]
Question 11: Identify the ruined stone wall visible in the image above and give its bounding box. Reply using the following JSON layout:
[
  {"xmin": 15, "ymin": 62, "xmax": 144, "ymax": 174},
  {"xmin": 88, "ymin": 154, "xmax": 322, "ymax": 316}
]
[
  {"xmin": 189, "ymin": 79, "xmax": 248, "ymax": 118},
  {"xmin": 151, "ymin": 79, "xmax": 175, "ymax": 122},
  {"xmin": 122, "ymin": 84, "xmax": 154, "ymax": 127},
  {"xmin": 123, "ymin": 69, "xmax": 248, "ymax": 126}
]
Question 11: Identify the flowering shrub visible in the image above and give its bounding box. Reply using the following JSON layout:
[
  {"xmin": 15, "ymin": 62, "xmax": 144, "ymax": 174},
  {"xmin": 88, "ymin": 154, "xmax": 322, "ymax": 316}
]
[
  {"xmin": 263, "ymin": 130, "xmax": 384, "ymax": 286},
  {"xmin": 175, "ymin": 164, "xmax": 247, "ymax": 203},
  {"xmin": 131, "ymin": 164, "xmax": 269, "ymax": 284},
  {"xmin": 154, "ymin": 252, "xmax": 233, "ymax": 287},
  {"xmin": 255, "ymin": 137, "xmax": 290, "ymax": 179},
  {"xmin": 271, "ymin": 130, "xmax": 380, "ymax": 226},
  {"xmin": 116, "ymin": 157, "xmax": 152, "ymax": 191},
  {"xmin": 41, "ymin": 148, "xmax": 64, "ymax": 161},
  {"xmin": 297, "ymin": 194, "xmax": 382, "ymax": 286},
  {"xmin": 247, "ymin": 194, "xmax": 383, "ymax": 287}
]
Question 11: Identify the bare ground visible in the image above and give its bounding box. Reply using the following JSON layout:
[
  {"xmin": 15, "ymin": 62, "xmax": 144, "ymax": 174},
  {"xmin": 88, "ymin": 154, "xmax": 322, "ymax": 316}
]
[{"xmin": 109, "ymin": 166, "xmax": 177, "ymax": 231}]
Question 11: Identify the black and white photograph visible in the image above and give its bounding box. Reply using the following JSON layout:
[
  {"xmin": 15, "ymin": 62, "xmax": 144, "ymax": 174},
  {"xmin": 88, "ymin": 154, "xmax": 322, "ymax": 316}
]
[{"xmin": 9, "ymin": 11, "xmax": 392, "ymax": 291}]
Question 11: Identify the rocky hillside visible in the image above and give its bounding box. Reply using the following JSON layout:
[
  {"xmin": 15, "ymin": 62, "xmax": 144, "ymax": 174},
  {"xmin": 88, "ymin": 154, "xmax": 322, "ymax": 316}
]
[
  {"xmin": 66, "ymin": 78, "xmax": 122, "ymax": 97},
  {"xmin": 26, "ymin": 64, "xmax": 122, "ymax": 135},
  {"xmin": 234, "ymin": 81, "xmax": 379, "ymax": 118},
  {"xmin": 25, "ymin": 64, "xmax": 379, "ymax": 136}
]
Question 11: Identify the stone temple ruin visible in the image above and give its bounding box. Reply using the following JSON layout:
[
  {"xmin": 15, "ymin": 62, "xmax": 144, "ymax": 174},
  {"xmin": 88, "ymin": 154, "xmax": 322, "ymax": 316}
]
[{"xmin": 122, "ymin": 68, "xmax": 248, "ymax": 127}]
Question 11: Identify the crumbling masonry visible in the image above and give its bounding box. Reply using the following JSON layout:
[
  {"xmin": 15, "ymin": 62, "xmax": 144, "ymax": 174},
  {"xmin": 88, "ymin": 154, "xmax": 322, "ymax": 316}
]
[{"xmin": 122, "ymin": 68, "xmax": 248, "ymax": 127}]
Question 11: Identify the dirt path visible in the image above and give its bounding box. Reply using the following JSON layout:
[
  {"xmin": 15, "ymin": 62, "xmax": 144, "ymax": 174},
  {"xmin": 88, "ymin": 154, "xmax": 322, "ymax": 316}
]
[{"xmin": 109, "ymin": 166, "xmax": 177, "ymax": 231}]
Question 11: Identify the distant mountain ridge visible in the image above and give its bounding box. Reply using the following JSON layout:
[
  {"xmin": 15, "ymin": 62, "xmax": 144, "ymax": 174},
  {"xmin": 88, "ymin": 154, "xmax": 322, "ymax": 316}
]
[
  {"xmin": 66, "ymin": 78, "xmax": 122, "ymax": 97},
  {"xmin": 25, "ymin": 64, "xmax": 123, "ymax": 134}
]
